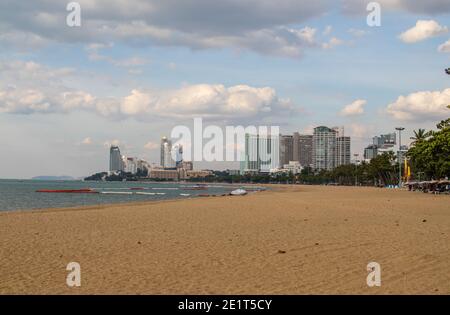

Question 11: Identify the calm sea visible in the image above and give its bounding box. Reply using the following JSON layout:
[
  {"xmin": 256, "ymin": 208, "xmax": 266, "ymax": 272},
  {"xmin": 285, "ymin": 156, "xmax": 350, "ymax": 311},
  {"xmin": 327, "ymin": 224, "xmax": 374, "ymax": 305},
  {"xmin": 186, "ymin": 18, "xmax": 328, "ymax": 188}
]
[{"xmin": 0, "ymin": 179, "xmax": 250, "ymax": 211}]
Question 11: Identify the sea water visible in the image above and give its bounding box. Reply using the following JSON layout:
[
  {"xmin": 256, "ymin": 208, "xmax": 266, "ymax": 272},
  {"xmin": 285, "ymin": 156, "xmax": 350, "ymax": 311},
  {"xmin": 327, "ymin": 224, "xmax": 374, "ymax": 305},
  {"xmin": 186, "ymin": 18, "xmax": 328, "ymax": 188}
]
[{"xmin": 0, "ymin": 179, "xmax": 250, "ymax": 211}]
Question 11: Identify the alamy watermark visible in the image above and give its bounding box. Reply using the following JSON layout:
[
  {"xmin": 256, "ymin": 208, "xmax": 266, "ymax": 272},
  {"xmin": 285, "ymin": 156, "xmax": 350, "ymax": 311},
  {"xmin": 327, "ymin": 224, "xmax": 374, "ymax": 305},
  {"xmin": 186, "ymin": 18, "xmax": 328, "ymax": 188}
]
[
  {"xmin": 366, "ymin": 262, "xmax": 381, "ymax": 287},
  {"xmin": 65, "ymin": 2, "xmax": 381, "ymax": 29},
  {"xmin": 367, "ymin": 2, "xmax": 381, "ymax": 27},
  {"xmin": 66, "ymin": 2, "xmax": 81, "ymax": 27},
  {"xmin": 170, "ymin": 118, "xmax": 279, "ymax": 163},
  {"xmin": 66, "ymin": 262, "xmax": 81, "ymax": 287}
]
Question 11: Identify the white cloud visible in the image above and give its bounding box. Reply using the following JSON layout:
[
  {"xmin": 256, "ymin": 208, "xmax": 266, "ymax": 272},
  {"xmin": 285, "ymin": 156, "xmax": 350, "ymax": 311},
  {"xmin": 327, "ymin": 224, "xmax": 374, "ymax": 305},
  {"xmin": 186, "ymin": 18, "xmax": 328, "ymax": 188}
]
[
  {"xmin": 322, "ymin": 25, "xmax": 332, "ymax": 36},
  {"xmin": 348, "ymin": 123, "xmax": 373, "ymax": 139},
  {"xmin": 0, "ymin": 86, "xmax": 94, "ymax": 114},
  {"xmin": 0, "ymin": 60, "xmax": 294, "ymax": 121},
  {"xmin": 0, "ymin": 30, "xmax": 49, "ymax": 51},
  {"xmin": 103, "ymin": 139, "xmax": 121, "ymax": 148},
  {"xmin": 386, "ymin": 88, "xmax": 450, "ymax": 121},
  {"xmin": 348, "ymin": 28, "xmax": 367, "ymax": 37},
  {"xmin": 144, "ymin": 142, "xmax": 159, "ymax": 150},
  {"xmin": 342, "ymin": 0, "xmax": 450, "ymax": 15},
  {"xmin": 0, "ymin": 0, "xmax": 332, "ymax": 58},
  {"xmin": 81, "ymin": 137, "xmax": 93, "ymax": 145},
  {"xmin": 85, "ymin": 43, "xmax": 149, "ymax": 67},
  {"xmin": 340, "ymin": 99, "xmax": 367, "ymax": 116},
  {"xmin": 127, "ymin": 84, "xmax": 294, "ymax": 119},
  {"xmin": 321, "ymin": 37, "xmax": 344, "ymax": 50},
  {"xmin": 399, "ymin": 20, "xmax": 448, "ymax": 43},
  {"xmin": 438, "ymin": 39, "xmax": 450, "ymax": 52}
]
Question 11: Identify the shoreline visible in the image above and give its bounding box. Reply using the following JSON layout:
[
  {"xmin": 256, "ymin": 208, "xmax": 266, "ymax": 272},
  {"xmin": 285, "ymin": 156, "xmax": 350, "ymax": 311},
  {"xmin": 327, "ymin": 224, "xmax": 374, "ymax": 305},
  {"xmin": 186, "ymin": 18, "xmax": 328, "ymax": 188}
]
[
  {"xmin": 1, "ymin": 185, "xmax": 449, "ymax": 294},
  {"xmin": 0, "ymin": 182, "xmax": 273, "ymax": 214}
]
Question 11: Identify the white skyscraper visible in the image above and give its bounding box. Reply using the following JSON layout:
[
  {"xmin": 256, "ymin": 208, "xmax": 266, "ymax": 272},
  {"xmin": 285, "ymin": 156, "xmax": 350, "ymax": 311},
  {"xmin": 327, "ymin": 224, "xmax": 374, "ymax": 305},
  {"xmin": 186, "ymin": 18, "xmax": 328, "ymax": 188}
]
[
  {"xmin": 244, "ymin": 133, "xmax": 280, "ymax": 173},
  {"xmin": 160, "ymin": 137, "xmax": 176, "ymax": 169},
  {"xmin": 313, "ymin": 126, "xmax": 337, "ymax": 171}
]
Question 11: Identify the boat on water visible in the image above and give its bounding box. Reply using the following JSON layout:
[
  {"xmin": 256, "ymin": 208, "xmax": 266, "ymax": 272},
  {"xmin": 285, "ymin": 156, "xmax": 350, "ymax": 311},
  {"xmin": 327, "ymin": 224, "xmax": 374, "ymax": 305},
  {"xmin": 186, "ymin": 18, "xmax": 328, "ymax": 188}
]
[
  {"xmin": 36, "ymin": 189, "xmax": 97, "ymax": 194},
  {"xmin": 230, "ymin": 189, "xmax": 247, "ymax": 196}
]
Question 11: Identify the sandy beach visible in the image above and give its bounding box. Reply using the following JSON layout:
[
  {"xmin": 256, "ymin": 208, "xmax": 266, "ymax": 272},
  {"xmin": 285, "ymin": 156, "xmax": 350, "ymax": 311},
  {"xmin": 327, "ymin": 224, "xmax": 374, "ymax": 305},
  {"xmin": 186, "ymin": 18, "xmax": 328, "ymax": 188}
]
[{"xmin": 0, "ymin": 185, "xmax": 449, "ymax": 294}]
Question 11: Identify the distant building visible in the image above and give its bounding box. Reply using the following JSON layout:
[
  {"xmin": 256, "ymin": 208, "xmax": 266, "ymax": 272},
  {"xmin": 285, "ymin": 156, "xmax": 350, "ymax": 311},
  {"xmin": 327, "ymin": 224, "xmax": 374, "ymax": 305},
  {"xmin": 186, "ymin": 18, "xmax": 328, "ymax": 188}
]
[
  {"xmin": 373, "ymin": 133, "xmax": 396, "ymax": 148},
  {"xmin": 124, "ymin": 157, "xmax": 138, "ymax": 174},
  {"xmin": 244, "ymin": 133, "xmax": 280, "ymax": 173},
  {"xmin": 312, "ymin": 126, "xmax": 337, "ymax": 171},
  {"xmin": 332, "ymin": 126, "xmax": 345, "ymax": 137},
  {"xmin": 363, "ymin": 133, "xmax": 397, "ymax": 161},
  {"xmin": 186, "ymin": 170, "xmax": 213, "ymax": 179},
  {"xmin": 173, "ymin": 144, "xmax": 183, "ymax": 167},
  {"xmin": 280, "ymin": 135, "xmax": 293, "ymax": 166},
  {"xmin": 279, "ymin": 133, "xmax": 313, "ymax": 168},
  {"xmin": 282, "ymin": 161, "xmax": 303, "ymax": 175},
  {"xmin": 296, "ymin": 133, "xmax": 313, "ymax": 168},
  {"xmin": 149, "ymin": 169, "xmax": 179, "ymax": 180},
  {"xmin": 364, "ymin": 144, "xmax": 378, "ymax": 160},
  {"xmin": 177, "ymin": 161, "xmax": 193, "ymax": 171},
  {"xmin": 336, "ymin": 136, "xmax": 351, "ymax": 166},
  {"xmin": 227, "ymin": 169, "xmax": 241, "ymax": 176},
  {"xmin": 160, "ymin": 137, "xmax": 176, "ymax": 169},
  {"xmin": 109, "ymin": 145, "xmax": 124, "ymax": 172}
]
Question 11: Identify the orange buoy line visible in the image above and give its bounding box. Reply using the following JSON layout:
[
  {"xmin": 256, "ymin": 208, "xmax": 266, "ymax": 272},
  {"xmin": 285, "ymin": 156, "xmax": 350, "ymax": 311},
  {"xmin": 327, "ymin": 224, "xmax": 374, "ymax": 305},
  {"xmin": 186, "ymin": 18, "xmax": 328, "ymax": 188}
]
[{"xmin": 36, "ymin": 189, "xmax": 99, "ymax": 194}]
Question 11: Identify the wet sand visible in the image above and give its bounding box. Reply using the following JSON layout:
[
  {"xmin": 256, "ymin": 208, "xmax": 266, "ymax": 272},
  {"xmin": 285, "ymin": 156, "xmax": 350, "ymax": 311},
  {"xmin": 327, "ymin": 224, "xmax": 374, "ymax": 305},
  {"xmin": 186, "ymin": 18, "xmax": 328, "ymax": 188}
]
[{"xmin": 0, "ymin": 185, "xmax": 449, "ymax": 294}]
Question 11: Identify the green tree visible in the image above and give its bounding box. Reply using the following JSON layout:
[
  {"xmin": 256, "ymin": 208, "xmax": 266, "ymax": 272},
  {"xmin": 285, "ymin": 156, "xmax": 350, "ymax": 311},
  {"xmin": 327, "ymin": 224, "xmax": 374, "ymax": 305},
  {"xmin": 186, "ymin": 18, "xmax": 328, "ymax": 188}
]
[
  {"xmin": 410, "ymin": 128, "xmax": 432, "ymax": 146},
  {"xmin": 407, "ymin": 106, "xmax": 450, "ymax": 179}
]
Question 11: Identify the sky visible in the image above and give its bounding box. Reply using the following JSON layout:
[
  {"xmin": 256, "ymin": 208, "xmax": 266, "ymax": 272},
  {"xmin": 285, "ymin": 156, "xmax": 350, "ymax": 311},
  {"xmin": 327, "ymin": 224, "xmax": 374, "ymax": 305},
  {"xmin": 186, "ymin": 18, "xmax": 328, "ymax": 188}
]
[{"xmin": 0, "ymin": 0, "xmax": 450, "ymax": 178}]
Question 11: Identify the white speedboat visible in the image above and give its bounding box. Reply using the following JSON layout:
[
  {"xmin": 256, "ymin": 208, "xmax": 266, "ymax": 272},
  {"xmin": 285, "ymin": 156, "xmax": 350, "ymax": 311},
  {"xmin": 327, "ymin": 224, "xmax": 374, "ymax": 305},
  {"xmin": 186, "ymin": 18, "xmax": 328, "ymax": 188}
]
[{"xmin": 230, "ymin": 189, "xmax": 247, "ymax": 196}]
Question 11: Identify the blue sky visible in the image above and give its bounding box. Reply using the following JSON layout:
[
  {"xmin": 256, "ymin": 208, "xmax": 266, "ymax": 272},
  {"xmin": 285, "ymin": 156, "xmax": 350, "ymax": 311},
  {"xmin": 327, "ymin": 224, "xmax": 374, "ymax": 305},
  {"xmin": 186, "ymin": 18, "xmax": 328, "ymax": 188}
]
[{"xmin": 0, "ymin": 0, "xmax": 449, "ymax": 178}]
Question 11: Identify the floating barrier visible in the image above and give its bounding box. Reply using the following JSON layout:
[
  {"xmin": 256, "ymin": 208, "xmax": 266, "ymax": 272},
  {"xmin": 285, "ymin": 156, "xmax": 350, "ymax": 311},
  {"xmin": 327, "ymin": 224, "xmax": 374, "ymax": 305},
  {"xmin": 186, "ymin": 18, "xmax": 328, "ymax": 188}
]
[{"xmin": 36, "ymin": 189, "xmax": 97, "ymax": 194}]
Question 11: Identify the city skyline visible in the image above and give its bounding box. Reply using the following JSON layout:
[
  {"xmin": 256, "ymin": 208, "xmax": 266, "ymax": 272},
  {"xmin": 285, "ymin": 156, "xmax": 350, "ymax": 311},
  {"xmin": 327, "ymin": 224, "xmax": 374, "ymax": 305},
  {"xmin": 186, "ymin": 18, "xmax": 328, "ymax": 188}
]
[
  {"xmin": 1, "ymin": 1, "xmax": 450, "ymax": 178},
  {"xmin": 110, "ymin": 126, "xmax": 354, "ymax": 176}
]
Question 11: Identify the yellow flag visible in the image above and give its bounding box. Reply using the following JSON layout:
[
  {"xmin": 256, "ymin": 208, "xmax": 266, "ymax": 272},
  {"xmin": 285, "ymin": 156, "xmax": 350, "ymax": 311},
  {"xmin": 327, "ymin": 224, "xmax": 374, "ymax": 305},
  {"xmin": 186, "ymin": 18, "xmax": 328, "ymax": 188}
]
[{"xmin": 404, "ymin": 158, "xmax": 408, "ymax": 177}]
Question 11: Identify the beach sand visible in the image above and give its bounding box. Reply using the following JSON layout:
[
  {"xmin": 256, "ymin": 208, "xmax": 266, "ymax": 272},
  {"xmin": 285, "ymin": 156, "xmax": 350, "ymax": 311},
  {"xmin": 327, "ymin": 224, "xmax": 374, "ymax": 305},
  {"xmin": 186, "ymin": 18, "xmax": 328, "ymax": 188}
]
[{"xmin": 0, "ymin": 185, "xmax": 449, "ymax": 294}]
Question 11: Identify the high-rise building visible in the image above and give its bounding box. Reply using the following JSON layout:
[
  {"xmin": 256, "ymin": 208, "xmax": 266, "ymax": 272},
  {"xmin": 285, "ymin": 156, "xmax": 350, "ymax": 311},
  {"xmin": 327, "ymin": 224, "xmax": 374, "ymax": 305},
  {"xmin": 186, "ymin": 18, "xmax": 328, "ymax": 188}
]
[
  {"xmin": 280, "ymin": 135, "xmax": 293, "ymax": 166},
  {"xmin": 364, "ymin": 144, "xmax": 378, "ymax": 160},
  {"xmin": 313, "ymin": 126, "xmax": 337, "ymax": 171},
  {"xmin": 297, "ymin": 134, "xmax": 313, "ymax": 168},
  {"xmin": 363, "ymin": 133, "xmax": 397, "ymax": 161},
  {"xmin": 173, "ymin": 144, "xmax": 183, "ymax": 167},
  {"xmin": 160, "ymin": 137, "xmax": 176, "ymax": 169},
  {"xmin": 244, "ymin": 133, "xmax": 280, "ymax": 173},
  {"xmin": 336, "ymin": 136, "xmax": 351, "ymax": 166},
  {"xmin": 109, "ymin": 145, "xmax": 124, "ymax": 172},
  {"xmin": 124, "ymin": 157, "xmax": 138, "ymax": 174},
  {"xmin": 373, "ymin": 133, "xmax": 396, "ymax": 148},
  {"xmin": 281, "ymin": 133, "xmax": 313, "ymax": 168},
  {"xmin": 332, "ymin": 126, "xmax": 345, "ymax": 137}
]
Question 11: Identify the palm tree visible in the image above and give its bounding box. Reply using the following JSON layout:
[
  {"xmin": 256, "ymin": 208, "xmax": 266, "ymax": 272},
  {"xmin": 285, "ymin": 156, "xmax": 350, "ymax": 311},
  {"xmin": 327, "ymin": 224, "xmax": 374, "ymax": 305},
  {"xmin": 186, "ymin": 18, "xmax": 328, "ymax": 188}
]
[{"xmin": 410, "ymin": 129, "xmax": 432, "ymax": 146}]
